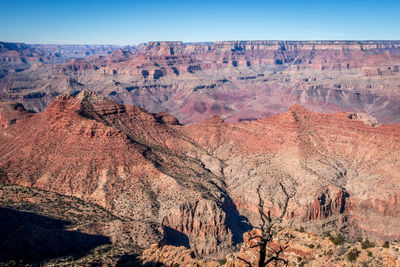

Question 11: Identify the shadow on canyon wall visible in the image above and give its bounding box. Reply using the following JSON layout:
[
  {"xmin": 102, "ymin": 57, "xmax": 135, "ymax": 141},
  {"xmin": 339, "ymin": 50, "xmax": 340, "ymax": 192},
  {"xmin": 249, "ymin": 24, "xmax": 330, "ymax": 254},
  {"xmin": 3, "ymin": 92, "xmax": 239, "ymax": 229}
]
[
  {"xmin": 223, "ymin": 196, "xmax": 252, "ymax": 245},
  {"xmin": 0, "ymin": 207, "xmax": 110, "ymax": 263},
  {"xmin": 161, "ymin": 226, "xmax": 191, "ymax": 248}
]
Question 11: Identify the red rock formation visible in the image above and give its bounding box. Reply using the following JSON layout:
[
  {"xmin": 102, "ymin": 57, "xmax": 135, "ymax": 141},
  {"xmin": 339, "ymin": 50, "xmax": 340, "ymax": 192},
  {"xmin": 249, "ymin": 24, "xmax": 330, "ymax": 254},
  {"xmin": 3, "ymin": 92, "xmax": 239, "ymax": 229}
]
[
  {"xmin": 305, "ymin": 188, "xmax": 348, "ymax": 221},
  {"xmin": 0, "ymin": 91, "xmax": 240, "ymax": 256},
  {"xmin": 161, "ymin": 199, "xmax": 233, "ymax": 256},
  {"xmin": 0, "ymin": 101, "xmax": 32, "ymax": 129},
  {"xmin": 1, "ymin": 92, "xmax": 400, "ymax": 257},
  {"xmin": 1, "ymin": 41, "xmax": 400, "ymax": 123}
]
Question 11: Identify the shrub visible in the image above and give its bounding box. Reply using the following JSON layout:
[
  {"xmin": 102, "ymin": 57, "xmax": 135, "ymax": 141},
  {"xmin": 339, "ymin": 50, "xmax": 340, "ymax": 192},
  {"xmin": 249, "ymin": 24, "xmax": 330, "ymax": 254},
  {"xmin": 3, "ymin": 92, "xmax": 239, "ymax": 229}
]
[
  {"xmin": 329, "ymin": 233, "xmax": 345, "ymax": 245},
  {"xmin": 361, "ymin": 239, "xmax": 375, "ymax": 249},
  {"xmin": 383, "ymin": 241, "xmax": 390, "ymax": 248},
  {"xmin": 307, "ymin": 244, "xmax": 315, "ymax": 249},
  {"xmin": 367, "ymin": 251, "xmax": 373, "ymax": 257},
  {"xmin": 299, "ymin": 226, "xmax": 305, "ymax": 233},
  {"xmin": 217, "ymin": 259, "xmax": 227, "ymax": 265},
  {"xmin": 316, "ymin": 243, "xmax": 321, "ymax": 249},
  {"xmin": 285, "ymin": 232, "xmax": 295, "ymax": 239},
  {"xmin": 347, "ymin": 248, "xmax": 360, "ymax": 262}
]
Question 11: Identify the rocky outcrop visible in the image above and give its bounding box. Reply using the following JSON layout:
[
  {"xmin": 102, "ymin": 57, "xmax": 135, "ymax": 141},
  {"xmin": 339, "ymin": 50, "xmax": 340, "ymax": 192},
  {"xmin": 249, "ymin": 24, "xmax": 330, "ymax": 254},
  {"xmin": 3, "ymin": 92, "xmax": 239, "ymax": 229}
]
[
  {"xmin": 0, "ymin": 92, "xmax": 237, "ymax": 255},
  {"xmin": 305, "ymin": 188, "xmax": 349, "ymax": 221},
  {"xmin": 0, "ymin": 101, "xmax": 32, "ymax": 129},
  {"xmin": 348, "ymin": 112, "xmax": 381, "ymax": 127},
  {"xmin": 140, "ymin": 228, "xmax": 400, "ymax": 267},
  {"xmin": 161, "ymin": 200, "xmax": 233, "ymax": 256}
]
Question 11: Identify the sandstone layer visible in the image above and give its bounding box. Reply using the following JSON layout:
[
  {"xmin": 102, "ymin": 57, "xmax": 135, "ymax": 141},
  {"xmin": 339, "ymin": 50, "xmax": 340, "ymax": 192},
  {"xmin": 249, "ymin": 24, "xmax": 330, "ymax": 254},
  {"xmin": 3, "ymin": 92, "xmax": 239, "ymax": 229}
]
[
  {"xmin": 1, "ymin": 92, "xmax": 400, "ymax": 264},
  {"xmin": 1, "ymin": 41, "xmax": 400, "ymax": 123}
]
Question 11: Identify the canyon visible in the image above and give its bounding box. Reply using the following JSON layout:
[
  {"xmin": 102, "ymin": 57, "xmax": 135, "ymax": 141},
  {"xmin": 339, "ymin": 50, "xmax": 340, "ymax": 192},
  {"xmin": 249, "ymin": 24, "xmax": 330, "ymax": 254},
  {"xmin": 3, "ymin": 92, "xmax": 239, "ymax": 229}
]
[
  {"xmin": 1, "ymin": 40, "xmax": 400, "ymax": 265},
  {"xmin": 0, "ymin": 91, "xmax": 400, "ymax": 265},
  {"xmin": 1, "ymin": 41, "xmax": 400, "ymax": 123}
]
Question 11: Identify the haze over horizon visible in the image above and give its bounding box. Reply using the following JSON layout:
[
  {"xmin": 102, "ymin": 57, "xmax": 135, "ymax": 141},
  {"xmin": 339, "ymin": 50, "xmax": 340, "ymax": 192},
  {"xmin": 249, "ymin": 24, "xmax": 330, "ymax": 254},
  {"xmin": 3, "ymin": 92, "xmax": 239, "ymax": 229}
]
[{"xmin": 1, "ymin": 0, "xmax": 399, "ymax": 45}]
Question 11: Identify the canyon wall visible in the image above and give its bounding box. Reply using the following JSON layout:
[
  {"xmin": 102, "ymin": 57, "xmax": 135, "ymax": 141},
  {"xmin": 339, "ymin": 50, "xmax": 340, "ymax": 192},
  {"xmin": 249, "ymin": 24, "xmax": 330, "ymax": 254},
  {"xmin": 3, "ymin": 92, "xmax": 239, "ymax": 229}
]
[
  {"xmin": 1, "ymin": 40, "xmax": 400, "ymax": 123},
  {"xmin": 1, "ymin": 93, "xmax": 400, "ymax": 257}
]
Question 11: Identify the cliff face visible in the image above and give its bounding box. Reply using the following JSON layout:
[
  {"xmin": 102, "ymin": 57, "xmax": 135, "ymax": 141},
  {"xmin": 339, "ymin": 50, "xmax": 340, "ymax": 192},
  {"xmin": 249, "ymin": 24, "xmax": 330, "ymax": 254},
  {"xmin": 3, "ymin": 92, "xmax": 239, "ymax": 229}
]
[
  {"xmin": 182, "ymin": 102, "xmax": 400, "ymax": 241},
  {"xmin": 0, "ymin": 42, "xmax": 122, "ymax": 79},
  {"xmin": 305, "ymin": 188, "xmax": 349, "ymax": 221},
  {"xmin": 161, "ymin": 199, "xmax": 233, "ymax": 256},
  {"xmin": 1, "ymin": 40, "xmax": 400, "ymax": 123},
  {"xmin": 1, "ymin": 93, "xmax": 400, "ymax": 259},
  {"xmin": 0, "ymin": 92, "xmax": 242, "ymax": 256}
]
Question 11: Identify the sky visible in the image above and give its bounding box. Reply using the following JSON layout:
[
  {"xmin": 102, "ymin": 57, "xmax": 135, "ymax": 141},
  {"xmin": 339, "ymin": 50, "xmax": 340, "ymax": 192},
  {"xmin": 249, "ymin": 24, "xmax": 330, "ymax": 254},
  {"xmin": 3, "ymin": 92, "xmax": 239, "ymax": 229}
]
[{"xmin": 0, "ymin": 0, "xmax": 399, "ymax": 45}]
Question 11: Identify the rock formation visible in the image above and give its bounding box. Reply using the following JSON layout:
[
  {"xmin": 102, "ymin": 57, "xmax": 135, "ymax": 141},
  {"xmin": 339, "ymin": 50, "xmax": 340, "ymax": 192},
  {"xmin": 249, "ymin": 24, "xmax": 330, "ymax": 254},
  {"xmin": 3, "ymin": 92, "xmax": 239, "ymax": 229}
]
[
  {"xmin": 140, "ymin": 229, "xmax": 400, "ymax": 266},
  {"xmin": 1, "ymin": 40, "xmax": 400, "ymax": 123},
  {"xmin": 0, "ymin": 91, "xmax": 243, "ymax": 257},
  {"xmin": 1, "ymin": 92, "xmax": 400, "ymax": 264}
]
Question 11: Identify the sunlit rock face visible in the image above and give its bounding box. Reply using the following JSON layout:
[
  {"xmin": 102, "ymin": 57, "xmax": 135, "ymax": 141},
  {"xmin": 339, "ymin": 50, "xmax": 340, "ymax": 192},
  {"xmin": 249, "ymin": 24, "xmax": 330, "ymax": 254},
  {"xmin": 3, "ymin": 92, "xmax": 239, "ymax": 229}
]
[
  {"xmin": 1, "ymin": 41, "xmax": 400, "ymax": 124},
  {"xmin": 1, "ymin": 92, "xmax": 400, "ymax": 258}
]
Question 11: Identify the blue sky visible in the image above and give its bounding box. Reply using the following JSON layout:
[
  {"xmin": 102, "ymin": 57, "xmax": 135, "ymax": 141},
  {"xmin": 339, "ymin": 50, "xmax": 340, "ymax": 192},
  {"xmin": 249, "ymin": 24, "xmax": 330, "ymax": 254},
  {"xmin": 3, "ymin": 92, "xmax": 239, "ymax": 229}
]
[{"xmin": 0, "ymin": 0, "xmax": 399, "ymax": 45}]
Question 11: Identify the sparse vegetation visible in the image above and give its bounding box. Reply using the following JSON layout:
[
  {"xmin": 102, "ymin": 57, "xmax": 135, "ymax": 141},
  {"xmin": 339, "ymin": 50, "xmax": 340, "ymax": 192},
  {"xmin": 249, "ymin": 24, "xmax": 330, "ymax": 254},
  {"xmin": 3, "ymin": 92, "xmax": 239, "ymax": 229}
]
[
  {"xmin": 347, "ymin": 248, "xmax": 360, "ymax": 262},
  {"xmin": 361, "ymin": 239, "xmax": 375, "ymax": 249},
  {"xmin": 217, "ymin": 259, "xmax": 226, "ymax": 265},
  {"xmin": 328, "ymin": 233, "xmax": 345, "ymax": 246}
]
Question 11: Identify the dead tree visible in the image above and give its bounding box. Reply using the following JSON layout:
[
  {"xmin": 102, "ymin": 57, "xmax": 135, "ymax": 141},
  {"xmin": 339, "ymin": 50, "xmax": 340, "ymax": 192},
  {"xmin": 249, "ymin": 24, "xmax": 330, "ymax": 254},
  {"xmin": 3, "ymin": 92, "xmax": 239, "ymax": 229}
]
[{"xmin": 239, "ymin": 182, "xmax": 296, "ymax": 267}]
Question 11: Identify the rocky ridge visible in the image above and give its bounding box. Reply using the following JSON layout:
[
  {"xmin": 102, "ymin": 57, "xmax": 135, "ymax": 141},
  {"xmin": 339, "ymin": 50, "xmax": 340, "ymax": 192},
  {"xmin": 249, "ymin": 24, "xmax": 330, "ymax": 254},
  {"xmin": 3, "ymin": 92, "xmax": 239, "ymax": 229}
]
[
  {"xmin": 0, "ymin": 92, "xmax": 400, "ymax": 265},
  {"xmin": 0, "ymin": 91, "xmax": 244, "ymax": 258}
]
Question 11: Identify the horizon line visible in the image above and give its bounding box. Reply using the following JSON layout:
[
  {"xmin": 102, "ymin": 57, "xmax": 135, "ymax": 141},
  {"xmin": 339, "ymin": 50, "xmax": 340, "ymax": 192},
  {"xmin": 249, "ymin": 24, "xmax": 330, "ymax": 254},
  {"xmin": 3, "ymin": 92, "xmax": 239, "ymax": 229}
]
[{"xmin": 2, "ymin": 39, "xmax": 400, "ymax": 46}]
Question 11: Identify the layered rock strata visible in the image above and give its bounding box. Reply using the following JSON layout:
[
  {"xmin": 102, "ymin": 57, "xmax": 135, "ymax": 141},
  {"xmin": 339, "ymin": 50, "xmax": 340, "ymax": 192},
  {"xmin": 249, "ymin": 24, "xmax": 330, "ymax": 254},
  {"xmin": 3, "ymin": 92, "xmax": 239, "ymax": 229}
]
[
  {"xmin": 0, "ymin": 92, "xmax": 400, "ymax": 257},
  {"xmin": 1, "ymin": 40, "xmax": 400, "ymax": 123}
]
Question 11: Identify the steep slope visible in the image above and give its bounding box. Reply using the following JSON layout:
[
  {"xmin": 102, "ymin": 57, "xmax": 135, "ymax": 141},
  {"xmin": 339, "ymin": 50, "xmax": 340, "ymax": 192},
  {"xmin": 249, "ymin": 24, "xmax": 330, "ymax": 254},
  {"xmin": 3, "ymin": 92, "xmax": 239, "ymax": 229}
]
[
  {"xmin": 0, "ymin": 91, "xmax": 245, "ymax": 257},
  {"xmin": 0, "ymin": 184, "xmax": 135, "ymax": 265},
  {"xmin": 182, "ymin": 105, "xmax": 400, "ymax": 240},
  {"xmin": 1, "ymin": 92, "xmax": 400, "ymax": 262}
]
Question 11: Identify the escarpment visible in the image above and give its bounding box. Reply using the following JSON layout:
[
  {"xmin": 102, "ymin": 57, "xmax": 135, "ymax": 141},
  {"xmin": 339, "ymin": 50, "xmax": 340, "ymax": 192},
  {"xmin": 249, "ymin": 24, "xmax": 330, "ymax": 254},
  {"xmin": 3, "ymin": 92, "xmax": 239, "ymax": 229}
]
[
  {"xmin": 1, "ymin": 40, "xmax": 400, "ymax": 123},
  {"xmin": 1, "ymin": 92, "xmax": 400, "ymax": 259}
]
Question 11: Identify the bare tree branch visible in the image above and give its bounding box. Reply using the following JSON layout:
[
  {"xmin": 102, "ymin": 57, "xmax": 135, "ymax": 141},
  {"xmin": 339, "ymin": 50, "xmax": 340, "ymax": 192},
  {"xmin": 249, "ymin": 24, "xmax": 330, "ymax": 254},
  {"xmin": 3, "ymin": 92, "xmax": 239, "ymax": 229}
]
[
  {"xmin": 248, "ymin": 235, "xmax": 264, "ymax": 241},
  {"xmin": 272, "ymin": 182, "xmax": 296, "ymax": 225},
  {"xmin": 238, "ymin": 181, "xmax": 296, "ymax": 266},
  {"xmin": 238, "ymin": 256, "xmax": 252, "ymax": 266}
]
